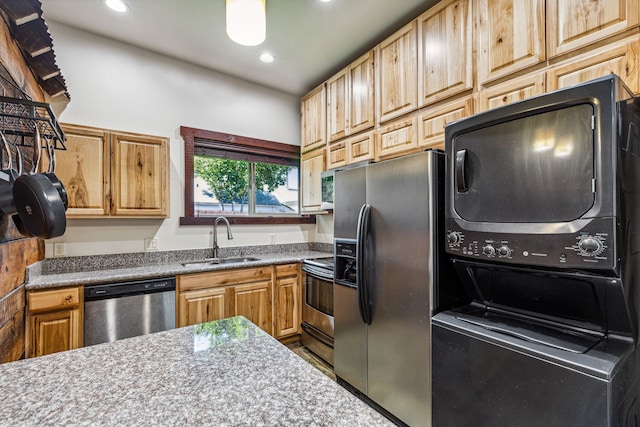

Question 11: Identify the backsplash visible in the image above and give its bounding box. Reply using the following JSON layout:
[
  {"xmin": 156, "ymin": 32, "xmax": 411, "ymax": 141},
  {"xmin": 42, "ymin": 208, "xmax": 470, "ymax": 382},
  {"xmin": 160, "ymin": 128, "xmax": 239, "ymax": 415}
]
[{"xmin": 29, "ymin": 242, "xmax": 333, "ymax": 276}]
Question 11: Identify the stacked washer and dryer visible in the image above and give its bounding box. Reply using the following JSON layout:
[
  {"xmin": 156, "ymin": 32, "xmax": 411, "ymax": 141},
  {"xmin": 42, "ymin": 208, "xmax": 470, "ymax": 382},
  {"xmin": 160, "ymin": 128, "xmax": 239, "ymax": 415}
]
[{"xmin": 433, "ymin": 75, "xmax": 640, "ymax": 426}]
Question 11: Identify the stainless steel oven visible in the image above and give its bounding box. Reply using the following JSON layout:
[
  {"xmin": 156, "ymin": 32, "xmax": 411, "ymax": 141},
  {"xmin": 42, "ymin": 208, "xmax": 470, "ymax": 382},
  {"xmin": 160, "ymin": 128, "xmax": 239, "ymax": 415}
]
[{"xmin": 301, "ymin": 257, "xmax": 334, "ymax": 366}]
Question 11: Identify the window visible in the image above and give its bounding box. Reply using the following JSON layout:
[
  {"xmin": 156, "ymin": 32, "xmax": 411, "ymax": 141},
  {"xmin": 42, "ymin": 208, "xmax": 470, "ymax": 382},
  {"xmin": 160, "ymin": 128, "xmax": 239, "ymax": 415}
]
[{"xmin": 180, "ymin": 126, "xmax": 314, "ymax": 225}]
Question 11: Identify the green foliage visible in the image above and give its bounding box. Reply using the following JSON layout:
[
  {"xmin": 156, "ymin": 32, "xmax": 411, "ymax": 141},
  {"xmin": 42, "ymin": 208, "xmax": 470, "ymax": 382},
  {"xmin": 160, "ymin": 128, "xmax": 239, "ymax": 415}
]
[{"xmin": 194, "ymin": 156, "xmax": 292, "ymax": 212}]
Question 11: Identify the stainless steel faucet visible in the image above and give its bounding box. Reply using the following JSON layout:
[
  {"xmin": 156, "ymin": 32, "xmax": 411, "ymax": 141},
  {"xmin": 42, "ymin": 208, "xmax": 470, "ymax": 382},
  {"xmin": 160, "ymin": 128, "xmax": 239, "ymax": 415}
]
[{"xmin": 212, "ymin": 216, "xmax": 233, "ymax": 258}]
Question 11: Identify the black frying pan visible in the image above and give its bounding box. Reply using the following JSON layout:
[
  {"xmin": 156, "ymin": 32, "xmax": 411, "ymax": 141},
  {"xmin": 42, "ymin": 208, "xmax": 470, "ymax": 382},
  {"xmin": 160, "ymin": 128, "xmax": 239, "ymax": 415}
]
[
  {"xmin": 0, "ymin": 131, "xmax": 18, "ymax": 216},
  {"xmin": 2, "ymin": 131, "xmax": 67, "ymax": 239},
  {"xmin": 39, "ymin": 128, "xmax": 69, "ymax": 211}
]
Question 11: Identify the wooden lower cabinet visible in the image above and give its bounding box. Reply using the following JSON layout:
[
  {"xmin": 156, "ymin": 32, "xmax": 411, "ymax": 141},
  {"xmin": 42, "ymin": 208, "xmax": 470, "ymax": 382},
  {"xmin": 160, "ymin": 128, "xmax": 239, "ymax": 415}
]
[
  {"xmin": 178, "ymin": 264, "xmax": 301, "ymax": 339},
  {"xmin": 232, "ymin": 280, "xmax": 273, "ymax": 334},
  {"xmin": 26, "ymin": 287, "xmax": 83, "ymax": 358},
  {"xmin": 273, "ymin": 264, "xmax": 301, "ymax": 339}
]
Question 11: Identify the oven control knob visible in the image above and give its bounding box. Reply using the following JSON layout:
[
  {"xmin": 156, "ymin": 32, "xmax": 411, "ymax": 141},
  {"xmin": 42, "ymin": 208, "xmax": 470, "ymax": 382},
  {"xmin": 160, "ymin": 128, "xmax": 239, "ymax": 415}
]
[
  {"xmin": 482, "ymin": 245, "xmax": 496, "ymax": 257},
  {"xmin": 498, "ymin": 246, "xmax": 512, "ymax": 257},
  {"xmin": 578, "ymin": 236, "xmax": 603, "ymax": 255},
  {"xmin": 447, "ymin": 231, "xmax": 462, "ymax": 245}
]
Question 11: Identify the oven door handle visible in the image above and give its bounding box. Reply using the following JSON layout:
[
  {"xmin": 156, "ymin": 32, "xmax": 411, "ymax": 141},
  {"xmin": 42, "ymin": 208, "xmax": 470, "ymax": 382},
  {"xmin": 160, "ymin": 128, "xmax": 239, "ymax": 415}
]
[
  {"xmin": 455, "ymin": 149, "xmax": 468, "ymax": 193},
  {"xmin": 356, "ymin": 203, "xmax": 372, "ymax": 325}
]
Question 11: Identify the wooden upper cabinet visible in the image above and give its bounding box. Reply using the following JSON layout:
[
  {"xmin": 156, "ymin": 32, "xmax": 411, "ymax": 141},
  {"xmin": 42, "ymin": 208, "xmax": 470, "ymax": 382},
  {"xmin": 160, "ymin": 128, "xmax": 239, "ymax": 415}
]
[
  {"xmin": 376, "ymin": 116, "xmax": 419, "ymax": 160},
  {"xmin": 477, "ymin": 0, "xmax": 545, "ymax": 85},
  {"xmin": 58, "ymin": 124, "xmax": 169, "ymax": 218},
  {"xmin": 418, "ymin": 96, "xmax": 473, "ymax": 149},
  {"xmin": 547, "ymin": 0, "xmax": 639, "ymax": 58},
  {"xmin": 326, "ymin": 69, "xmax": 348, "ymax": 143},
  {"xmin": 349, "ymin": 50, "xmax": 376, "ymax": 134},
  {"xmin": 326, "ymin": 50, "xmax": 376, "ymax": 144},
  {"xmin": 51, "ymin": 124, "xmax": 110, "ymax": 216},
  {"xmin": 300, "ymin": 147, "xmax": 325, "ymax": 211},
  {"xmin": 547, "ymin": 36, "xmax": 640, "ymax": 94},
  {"xmin": 301, "ymin": 84, "xmax": 326, "ymax": 153},
  {"xmin": 418, "ymin": 0, "xmax": 473, "ymax": 107},
  {"xmin": 476, "ymin": 72, "xmax": 546, "ymax": 113},
  {"xmin": 111, "ymin": 132, "xmax": 168, "ymax": 217},
  {"xmin": 377, "ymin": 21, "xmax": 418, "ymax": 123}
]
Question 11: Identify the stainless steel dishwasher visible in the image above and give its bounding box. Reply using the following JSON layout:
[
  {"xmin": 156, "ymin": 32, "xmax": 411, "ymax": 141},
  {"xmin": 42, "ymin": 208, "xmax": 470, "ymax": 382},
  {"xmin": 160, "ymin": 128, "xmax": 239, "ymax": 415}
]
[{"xmin": 84, "ymin": 277, "xmax": 176, "ymax": 346}]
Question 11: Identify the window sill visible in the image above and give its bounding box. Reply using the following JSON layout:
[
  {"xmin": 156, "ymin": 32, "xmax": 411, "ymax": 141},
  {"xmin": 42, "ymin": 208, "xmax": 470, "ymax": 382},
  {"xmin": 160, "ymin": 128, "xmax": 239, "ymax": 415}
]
[{"xmin": 179, "ymin": 216, "xmax": 316, "ymax": 226}]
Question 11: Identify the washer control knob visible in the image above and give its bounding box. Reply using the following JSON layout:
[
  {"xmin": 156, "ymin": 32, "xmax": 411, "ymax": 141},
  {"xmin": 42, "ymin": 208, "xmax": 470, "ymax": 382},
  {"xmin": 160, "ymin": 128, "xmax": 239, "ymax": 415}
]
[
  {"xmin": 579, "ymin": 237, "xmax": 603, "ymax": 255},
  {"xmin": 482, "ymin": 245, "xmax": 496, "ymax": 257},
  {"xmin": 498, "ymin": 246, "xmax": 512, "ymax": 257},
  {"xmin": 447, "ymin": 232, "xmax": 461, "ymax": 245}
]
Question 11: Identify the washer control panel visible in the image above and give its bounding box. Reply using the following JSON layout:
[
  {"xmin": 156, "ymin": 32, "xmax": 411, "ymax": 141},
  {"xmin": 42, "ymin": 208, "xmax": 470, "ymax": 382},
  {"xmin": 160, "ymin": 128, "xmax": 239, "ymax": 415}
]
[{"xmin": 444, "ymin": 217, "xmax": 616, "ymax": 270}]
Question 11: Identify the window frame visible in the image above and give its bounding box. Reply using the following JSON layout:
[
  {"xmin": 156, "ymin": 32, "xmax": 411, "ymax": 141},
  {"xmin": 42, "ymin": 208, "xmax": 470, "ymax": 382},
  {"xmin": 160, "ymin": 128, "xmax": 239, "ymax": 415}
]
[{"xmin": 180, "ymin": 126, "xmax": 314, "ymax": 225}]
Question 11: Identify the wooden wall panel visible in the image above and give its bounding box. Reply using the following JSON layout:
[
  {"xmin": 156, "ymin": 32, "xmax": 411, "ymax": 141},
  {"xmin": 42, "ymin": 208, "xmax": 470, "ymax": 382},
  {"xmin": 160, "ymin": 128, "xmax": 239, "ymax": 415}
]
[{"xmin": 0, "ymin": 11, "xmax": 46, "ymax": 364}]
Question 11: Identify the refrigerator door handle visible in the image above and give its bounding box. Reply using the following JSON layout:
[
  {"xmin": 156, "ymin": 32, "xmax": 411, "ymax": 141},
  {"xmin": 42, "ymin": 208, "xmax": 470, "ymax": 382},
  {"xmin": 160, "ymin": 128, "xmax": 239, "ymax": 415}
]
[{"xmin": 356, "ymin": 203, "xmax": 372, "ymax": 325}]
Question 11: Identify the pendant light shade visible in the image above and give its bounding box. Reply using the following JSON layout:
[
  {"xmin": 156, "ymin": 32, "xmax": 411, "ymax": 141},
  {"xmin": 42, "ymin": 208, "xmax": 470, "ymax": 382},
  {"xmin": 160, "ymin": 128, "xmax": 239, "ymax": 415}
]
[{"xmin": 226, "ymin": 0, "xmax": 266, "ymax": 46}]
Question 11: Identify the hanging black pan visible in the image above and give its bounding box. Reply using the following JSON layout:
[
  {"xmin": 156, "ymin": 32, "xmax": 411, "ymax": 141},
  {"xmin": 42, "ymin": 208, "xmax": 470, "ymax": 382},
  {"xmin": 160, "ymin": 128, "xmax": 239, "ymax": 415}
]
[
  {"xmin": 39, "ymin": 127, "xmax": 68, "ymax": 210},
  {"xmin": 0, "ymin": 130, "xmax": 18, "ymax": 216},
  {"xmin": 5, "ymin": 131, "xmax": 67, "ymax": 239}
]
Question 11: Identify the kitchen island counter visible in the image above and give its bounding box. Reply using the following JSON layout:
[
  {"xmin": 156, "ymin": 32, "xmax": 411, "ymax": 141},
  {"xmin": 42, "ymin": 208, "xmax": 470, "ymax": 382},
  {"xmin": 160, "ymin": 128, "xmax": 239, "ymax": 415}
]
[{"xmin": 0, "ymin": 316, "xmax": 392, "ymax": 426}]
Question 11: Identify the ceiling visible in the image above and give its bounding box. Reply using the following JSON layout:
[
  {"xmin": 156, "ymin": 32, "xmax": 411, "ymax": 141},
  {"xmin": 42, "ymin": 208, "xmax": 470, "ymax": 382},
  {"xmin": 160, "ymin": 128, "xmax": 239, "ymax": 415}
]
[{"xmin": 39, "ymin": 0, "xmax": 436, "ymax": 96}]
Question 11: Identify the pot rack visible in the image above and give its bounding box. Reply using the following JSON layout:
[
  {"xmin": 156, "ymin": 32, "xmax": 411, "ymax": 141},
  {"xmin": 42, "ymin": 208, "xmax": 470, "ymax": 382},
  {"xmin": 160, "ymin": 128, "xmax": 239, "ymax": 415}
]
[{"xmin": 0, "ymin": 62, "xmax": 66, "ymax": 174}]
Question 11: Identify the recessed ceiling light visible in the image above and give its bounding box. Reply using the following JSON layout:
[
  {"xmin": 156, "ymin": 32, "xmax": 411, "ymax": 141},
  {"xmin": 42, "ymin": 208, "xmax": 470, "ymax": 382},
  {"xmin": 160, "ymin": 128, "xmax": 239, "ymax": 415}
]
[
  {"xmin": 260, "ymin": 53, "xmax": 274, "ymax": 63},
  {"xmin": 319, "ymin": 0, "xmax": 332, "ymax": 2},
  {"xmin": 105, "ymin": 0, "xmax": 128, "ymax": 13}
]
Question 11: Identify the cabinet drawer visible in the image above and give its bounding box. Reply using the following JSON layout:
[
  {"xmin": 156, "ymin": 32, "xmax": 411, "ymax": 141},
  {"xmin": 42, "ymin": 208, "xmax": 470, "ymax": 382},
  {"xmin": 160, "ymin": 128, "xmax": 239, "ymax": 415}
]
[
  {"xmin": 28, "ymin": 287, "xmax": 82, "ymax": 313},
  {"xmin": 179, "ymin": 267, "xmax": 272, "ymax": 292},
  {"xmin": 275, "ymin": 263, "xmax": 299, "ymax": 277}
]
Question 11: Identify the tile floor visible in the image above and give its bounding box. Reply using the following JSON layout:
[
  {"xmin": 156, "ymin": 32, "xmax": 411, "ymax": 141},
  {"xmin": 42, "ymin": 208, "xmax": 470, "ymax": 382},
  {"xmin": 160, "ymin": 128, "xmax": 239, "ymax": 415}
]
[{"xmin": 287, "ymin": 342, "xmax": 336, "ymax": 381}]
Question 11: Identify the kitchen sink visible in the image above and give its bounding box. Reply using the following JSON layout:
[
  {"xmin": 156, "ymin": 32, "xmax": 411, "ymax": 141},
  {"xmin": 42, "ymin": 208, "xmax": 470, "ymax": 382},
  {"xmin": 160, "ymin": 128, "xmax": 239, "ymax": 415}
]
[{"xmin": 181, "ymin": 257, "xmax": 260, "ymax": 267}]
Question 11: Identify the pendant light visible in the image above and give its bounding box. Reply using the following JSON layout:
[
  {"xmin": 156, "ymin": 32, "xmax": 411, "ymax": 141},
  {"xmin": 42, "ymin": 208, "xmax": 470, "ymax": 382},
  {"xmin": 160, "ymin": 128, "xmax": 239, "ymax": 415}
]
[{"xmin": 226, "ymin": 0, "xmax": 266, "ymax": 46}]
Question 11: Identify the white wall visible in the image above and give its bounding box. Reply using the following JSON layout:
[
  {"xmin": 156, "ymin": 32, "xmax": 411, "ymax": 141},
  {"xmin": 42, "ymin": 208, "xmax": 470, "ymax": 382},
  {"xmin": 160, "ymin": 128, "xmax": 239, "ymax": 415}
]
[{"xmin": 45, "ymin": 23, "xmax": 333, "ymax": 257}]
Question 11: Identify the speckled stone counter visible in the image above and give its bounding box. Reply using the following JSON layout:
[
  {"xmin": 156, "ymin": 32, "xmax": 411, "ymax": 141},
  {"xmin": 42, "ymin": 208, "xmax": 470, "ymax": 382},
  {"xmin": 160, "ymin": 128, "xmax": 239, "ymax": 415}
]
[
  {"xmin": 26, "ymin": 243, "xmax": 332, "ymax": 290},
  {"xmin": 0, "ymin": 316, "xmax": 392, "ymax": 426}
]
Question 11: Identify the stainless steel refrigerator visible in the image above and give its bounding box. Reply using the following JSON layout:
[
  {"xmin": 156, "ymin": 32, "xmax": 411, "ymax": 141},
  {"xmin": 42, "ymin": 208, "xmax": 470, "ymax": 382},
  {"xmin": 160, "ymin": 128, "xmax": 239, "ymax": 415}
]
[{"xmin": 333, "ymin": 150, "xmax": 444, "ymax": 427}]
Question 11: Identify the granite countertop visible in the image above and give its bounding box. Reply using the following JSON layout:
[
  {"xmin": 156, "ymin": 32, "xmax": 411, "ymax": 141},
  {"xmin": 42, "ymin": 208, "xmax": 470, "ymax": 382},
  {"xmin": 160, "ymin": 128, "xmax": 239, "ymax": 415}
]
[
  {"xmin": 0, "ymin": 316, "xmax": 392, "ymax": 426},
  {"xmin": 26, "ymin": 244, "xmax": 333, "ymax": 291}
]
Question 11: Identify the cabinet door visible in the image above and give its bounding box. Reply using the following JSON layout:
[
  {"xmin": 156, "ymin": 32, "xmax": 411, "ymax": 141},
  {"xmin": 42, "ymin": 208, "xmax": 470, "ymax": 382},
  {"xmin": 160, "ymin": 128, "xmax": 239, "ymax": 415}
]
[
  {"xmin": 232, "ymin": 280, "xmax": 272, "ymax": 335},
  {"xmin": 348, "ymin": 131, "xmax": 375, "ymax": 164},
  {"xmin": 27, "ymin": 308, "xmax": 82, "ymax": 358},
  {"xmin": 26, "ymin": 287, "xmax": 83, "ymax": 358},
  {"xmin": 547, "ymin": 36, "xmax": 640, "ymax": 94},
  {"xmin": 376, "ymin": 116, "xmax": 419, "ymax": 160},
  {"xmin": 349, "ymin": 50, "xmax": 375, "ymax": 134},
  {"xmin": 477, "ymin": 0, "xmax": 545, "ymax": 85},
  {"xmin": 476, "ymin": 73, "xmax": 545, "ymax": 113},
  {"xmin": 547, "ymin": 0, "xmax": 639, "ymax": 58},
  {"xmin": 378, "ymin": 21, "xmax": 418, "ymax": 123},
  {"xmin": 327, "ymin": 141, "xmax": 348, "ymax": 170},
  {"xmin": 274, "ymin": 264, "xmax": 301, "ymax": 339},
  {"xmin": 301, "ymin": 147, "xmax": 325, "ymax": 211},
  {"xmin": 418, "ymin": 0, "xmax": 473, "ymax": 107},
  {"xmin": 327, "ymin": 69, "xmax": 348, "ymax": 143},
  {"xmin": 301, "ymin": 84, "xmax": 326, "ymax": 152},
  {"xmin": 178, "ymin": 287, "xmax": 228, "ymax": 328},
  {"xmin": 56, "ymin": 124, "xmax": 110, "ymax": 216},
  {"xmin": 111, "ymin": 132, "xmax": 169, "ymax": 217},
  {"xmin": 418, "ymin": 96, "xmax": 473, "ymax": 149}
]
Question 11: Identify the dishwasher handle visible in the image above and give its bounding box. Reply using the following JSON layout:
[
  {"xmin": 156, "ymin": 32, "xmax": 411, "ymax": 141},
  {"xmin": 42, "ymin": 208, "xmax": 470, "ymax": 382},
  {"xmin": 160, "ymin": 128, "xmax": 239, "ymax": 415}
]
[{"xmin": 85, "ymin": 277, "xmax": 176, "ymax": 301}]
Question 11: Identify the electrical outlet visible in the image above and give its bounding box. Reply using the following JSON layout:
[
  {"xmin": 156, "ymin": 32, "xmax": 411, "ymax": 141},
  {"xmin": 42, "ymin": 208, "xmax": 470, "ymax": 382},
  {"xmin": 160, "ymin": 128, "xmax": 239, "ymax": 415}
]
[
  {"xmin": 270, "ymin": 233, "xmax": 276, "ymax": 245},
  {"xmin": 53, "ymin": 242, "xmax": 66, "ymax": 257},
  {"xmin": 145, "ymin": 238, "xmax": 159, "ymax": 251}
]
